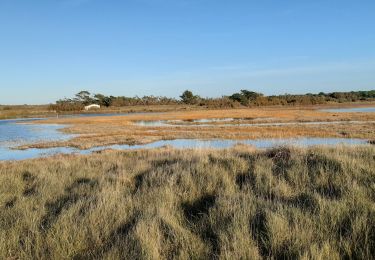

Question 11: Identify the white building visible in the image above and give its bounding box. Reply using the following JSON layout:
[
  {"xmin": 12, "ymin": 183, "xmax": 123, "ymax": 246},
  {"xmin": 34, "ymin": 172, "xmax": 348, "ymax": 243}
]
[{"xmin": 84, "ymin": 104, "xmax": 101, "ymax": 111}]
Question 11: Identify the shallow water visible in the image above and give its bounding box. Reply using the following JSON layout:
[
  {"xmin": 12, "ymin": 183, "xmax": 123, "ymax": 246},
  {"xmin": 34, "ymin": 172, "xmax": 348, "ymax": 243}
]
[
  {"xmin": 0, "ymin": 137, "xmax": 369, "ymax": 161},
  {"xmin": 110, "ymin": 138, "xmax": 368, "ymax": 150},
  {"xmin": 134, "ymin": 119, "xmax": 374, "ymax": 127},
  {"xmin": 0, "ymin": 119, "xmax": 74, "ymax": 147},
  {"xmin": 0, "ymin": 117, "xmax": 371, "ymax": 161},
  {"xmin": 135, "ymin": 120, "xmax": 169, "ymax": 126},
  {"xmin": 189, "ymin": 118, "xmax": 235, "ymax": 123},
  {"xmin": 321, "ymin": 107, "xmax": 375, "ymax": 113}
]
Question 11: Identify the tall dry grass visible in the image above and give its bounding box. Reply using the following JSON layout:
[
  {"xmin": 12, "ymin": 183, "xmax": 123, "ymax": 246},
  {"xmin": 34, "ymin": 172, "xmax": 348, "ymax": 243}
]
[{"xmin": 0, "ymin": 145, "xmax": 374, "ymax": 259}]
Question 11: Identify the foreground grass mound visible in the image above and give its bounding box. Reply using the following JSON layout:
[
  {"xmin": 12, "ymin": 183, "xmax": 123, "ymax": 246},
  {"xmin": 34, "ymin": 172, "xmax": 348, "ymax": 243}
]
[{"xmin": 0, "ymin": 146, "xmax": 374, "ymax": 259}]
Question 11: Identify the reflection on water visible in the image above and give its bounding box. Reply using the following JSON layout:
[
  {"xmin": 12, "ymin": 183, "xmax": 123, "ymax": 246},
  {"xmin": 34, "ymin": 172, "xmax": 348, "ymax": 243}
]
[
  {"xmin": 135, "ymin": 120, "xmax": 169, "ymax": 126},
  {"xmin": 0, "ymin": 137, "xmax": 369, "ymax": 161},
  {"xmin": 110, "ymin": 138, "xmax": 368, "ymax": 150},
  {"xmin": 321, "ymin": 107, "xmax": 375, "ymax": 113},
  {"xmin": 0, "ymin": 117, "xmax": 371, "ymax": 161},
  {"xmin": 134, "ymin": 119, "xmax": 374, "ymax": 127},
  {"xmin": 189, "ymin": 118, "xmax": 235, "ymax": 123},
  {"xmin": 0, "ymin": 119, "xmax": 74, "ymax": 147},
  {"xmin": 0, "ymin": 119, "xmax": 75, "ymax": 160},
  {"xmin": 0, "ymin": 146, "xmax": 79, "ymax": 161}
]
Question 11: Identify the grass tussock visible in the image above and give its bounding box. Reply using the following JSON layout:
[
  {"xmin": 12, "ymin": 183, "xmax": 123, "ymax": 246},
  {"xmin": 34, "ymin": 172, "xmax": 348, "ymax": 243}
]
[{"xmin": 0, "ymin": 145, "xmax": 374, "ymax": 259}]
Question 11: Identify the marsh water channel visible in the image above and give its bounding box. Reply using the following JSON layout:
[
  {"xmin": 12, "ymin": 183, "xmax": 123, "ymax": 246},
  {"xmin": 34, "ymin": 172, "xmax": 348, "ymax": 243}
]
[
  {"xmin": 0, "ymin": 108, "xmax": 374, "ymax": 160},
  {"xmin": 320, "ymin": 107, "xmax": 375, "ymax": 113}
]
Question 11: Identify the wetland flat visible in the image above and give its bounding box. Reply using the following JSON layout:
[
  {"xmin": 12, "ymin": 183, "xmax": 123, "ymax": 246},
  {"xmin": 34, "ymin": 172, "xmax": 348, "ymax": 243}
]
[{"xmin": 1, "ymin": 105, "xmax": 374, "ymax": 160}]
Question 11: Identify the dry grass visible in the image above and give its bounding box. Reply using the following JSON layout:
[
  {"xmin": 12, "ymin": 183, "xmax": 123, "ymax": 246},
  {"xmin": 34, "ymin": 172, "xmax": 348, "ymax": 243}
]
[
  {"xmin": 21, "ymin": 106, "xmax": 375, "ymax": 149},
  {"xmin": 1, "ymin": 145, "xmax": 374, "ymax": 259},
  {"xmin": 0, "ymin": 105, "xmax": 54, "ymax": 120},
  {"xmin": 1, "ymin": 101, "xmax": 374, "ymax": 120},
  {"xmin": 42, "ymin": 105, "xmax": 375, "ymax": 124},
  {"xmin": 0, "ymin": 104, "xmax": 200, "ymax": 120}
]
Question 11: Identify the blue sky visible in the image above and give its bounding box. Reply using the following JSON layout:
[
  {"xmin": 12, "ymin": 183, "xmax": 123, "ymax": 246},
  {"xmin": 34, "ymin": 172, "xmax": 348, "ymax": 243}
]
[{"xmin": 0, "ymin": 0, "xmax": 374, "ymax": 104}]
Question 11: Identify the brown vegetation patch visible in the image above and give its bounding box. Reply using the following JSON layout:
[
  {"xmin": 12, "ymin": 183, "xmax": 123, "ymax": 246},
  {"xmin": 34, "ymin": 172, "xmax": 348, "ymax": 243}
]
[
  {"xmin": 0, "ymin": 146, "xmax": 374, "ymax": 258},
  {"xmin": 17, "ymin": 106, "xmax": 374, "ymax": 150}
]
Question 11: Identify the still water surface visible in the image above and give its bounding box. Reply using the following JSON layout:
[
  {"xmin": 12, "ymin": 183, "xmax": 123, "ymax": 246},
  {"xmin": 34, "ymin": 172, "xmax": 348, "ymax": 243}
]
[
  {"xmin": 321, "ymin": 107, "xmax": 375, "ymax": 113},
  {"xmin": 0, "ymin": 117, "xmax": 371, "ymax": 161}
]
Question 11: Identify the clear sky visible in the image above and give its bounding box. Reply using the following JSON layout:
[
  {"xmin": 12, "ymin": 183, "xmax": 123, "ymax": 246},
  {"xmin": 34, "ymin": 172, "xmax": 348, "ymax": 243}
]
[{"xmin": 0, "ymin": 0, "xmax": 374, "ymax": 104}]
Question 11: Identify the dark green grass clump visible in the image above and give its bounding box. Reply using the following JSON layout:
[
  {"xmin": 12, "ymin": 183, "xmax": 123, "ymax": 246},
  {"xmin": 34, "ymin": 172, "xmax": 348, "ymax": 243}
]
[{"xmin": 0, "ymin": 145, "xmax": 374, "ymax": 259}]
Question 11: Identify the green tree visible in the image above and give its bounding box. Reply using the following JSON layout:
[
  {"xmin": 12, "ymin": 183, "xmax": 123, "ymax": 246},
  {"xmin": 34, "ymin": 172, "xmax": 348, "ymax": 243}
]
[
  {"xmin": 94, "ymin": 94, "xmax": 112, "ymax": 107},
  {"xmin": 75, "ymin": 91, "xmax": 93, "ymax": 105},
  {"xmin": 229, "ymin": 93, "xmax": 246, "ymax": 104},
  {"xmin": 229, "ymin": 90, "xmax": 263, "ymax": 106},
  {"xmin": 180, "ymin": 90, "xmax": 199, "ymax": 104},
  {"xmin": 240, "ymin": 90, "xmax": 263, "ymax": 101}
]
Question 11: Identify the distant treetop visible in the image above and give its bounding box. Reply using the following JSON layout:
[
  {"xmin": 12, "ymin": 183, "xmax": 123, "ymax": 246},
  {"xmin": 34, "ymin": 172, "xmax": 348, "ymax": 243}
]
[{"xmin": 49, "ymin": 89, "xmax": 375, "ymax": 112}]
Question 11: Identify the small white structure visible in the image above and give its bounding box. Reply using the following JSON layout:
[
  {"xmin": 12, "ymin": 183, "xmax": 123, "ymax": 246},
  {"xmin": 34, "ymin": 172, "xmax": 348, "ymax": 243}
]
[{"xmin": 84, "ymin": 104, "xmax": 100, "ymax": 111}]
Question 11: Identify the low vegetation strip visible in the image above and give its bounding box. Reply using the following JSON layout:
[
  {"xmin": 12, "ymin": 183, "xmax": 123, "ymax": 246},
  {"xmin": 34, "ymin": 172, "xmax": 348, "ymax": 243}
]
[
  {"xmin": 50, "ymin": 90, "xmax": 375, "ymax": 111},
  {"xmin": 1, "ymin": 90, "xmax": 374, "ymax": 120},
  {"xmin": 1, "ymin": 146, "xmax": 374, "ymax": 259},
  {"xmin": 26, "ymin": 107, "xmax": 375, "ymax": 150}
]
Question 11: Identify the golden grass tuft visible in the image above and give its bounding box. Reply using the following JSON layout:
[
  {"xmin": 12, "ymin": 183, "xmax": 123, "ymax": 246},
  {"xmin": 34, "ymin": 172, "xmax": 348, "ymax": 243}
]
[{"xmin": 0, "ymin": 145, "xmax": 374, "ymax": 259}]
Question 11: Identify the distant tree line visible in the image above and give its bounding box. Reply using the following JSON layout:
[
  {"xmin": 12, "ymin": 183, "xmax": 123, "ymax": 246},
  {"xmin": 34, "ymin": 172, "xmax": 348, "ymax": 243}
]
[{"xmin": 50, "ymin": 89, "xmax": 375, "ymax": 111}]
